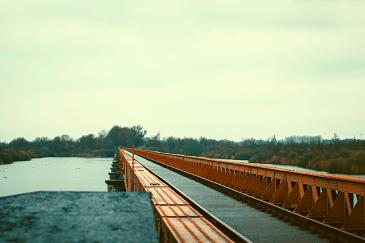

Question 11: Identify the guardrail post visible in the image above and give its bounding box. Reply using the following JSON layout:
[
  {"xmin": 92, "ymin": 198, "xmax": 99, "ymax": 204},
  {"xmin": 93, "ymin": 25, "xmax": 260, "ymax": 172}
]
[
  {"xmin": 324, "ymin": 192, "xmax": 351, "ymax": 227},
  {"xmin": 342, "ymin": 196, "xmax": 365, "ymax": 233},
  {"xmin": 284, "ymin": 182, "xmax": 302, "ymax": 209},
  {"xmin": 295, "ymin": 185, "xmax": 316, "ymax": 215}
]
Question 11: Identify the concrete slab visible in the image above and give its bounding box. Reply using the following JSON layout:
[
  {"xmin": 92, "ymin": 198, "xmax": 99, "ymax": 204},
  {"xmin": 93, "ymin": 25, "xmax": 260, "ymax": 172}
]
[{"xmin": 0, "ymin": 191, "xmax": 158, "ymax": 243}]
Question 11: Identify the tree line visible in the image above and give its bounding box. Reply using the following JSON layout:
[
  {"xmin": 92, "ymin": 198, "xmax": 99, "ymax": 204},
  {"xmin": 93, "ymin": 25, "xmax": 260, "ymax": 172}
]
[
  {"xmin": 1, "ymin": 125, "xmax": 365, "ymax": 174},
  {"xmin": 0, "ymin": 125, "xmax": 146, "ymax": 164}
]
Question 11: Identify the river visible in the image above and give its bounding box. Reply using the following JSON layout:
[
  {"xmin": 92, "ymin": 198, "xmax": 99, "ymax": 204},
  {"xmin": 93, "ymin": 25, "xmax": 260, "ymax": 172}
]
[{"xmin": 0, "ymin": 157, "xmax": 111, "ymax": 197}]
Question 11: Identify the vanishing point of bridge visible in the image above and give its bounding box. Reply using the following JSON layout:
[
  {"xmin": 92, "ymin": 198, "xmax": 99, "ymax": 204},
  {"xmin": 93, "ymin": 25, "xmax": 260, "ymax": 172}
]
[{"xmin": 107, "ymin": 147, "xmax": 365, "ymax": 242}]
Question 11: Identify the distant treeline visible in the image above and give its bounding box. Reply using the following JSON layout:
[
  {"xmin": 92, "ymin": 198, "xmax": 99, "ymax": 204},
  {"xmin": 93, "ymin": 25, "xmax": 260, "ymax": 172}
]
[
  {"xmin": 1, "ymin": 125, "xmax": 365, "ymax": 174},
  {"xmin": 0, "ymin": 125, "xmax": 146, "ymax": 165}
]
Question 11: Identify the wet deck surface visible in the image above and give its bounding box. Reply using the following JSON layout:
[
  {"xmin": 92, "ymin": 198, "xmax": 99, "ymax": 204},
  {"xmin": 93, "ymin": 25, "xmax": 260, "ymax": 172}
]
[
  {"xmin": 0, "ymin": 191, "xmax": 158, "ymax": 243},
  {"xmin": 134, "ymin": 154, "xmax": 328, "ymax": 243}
]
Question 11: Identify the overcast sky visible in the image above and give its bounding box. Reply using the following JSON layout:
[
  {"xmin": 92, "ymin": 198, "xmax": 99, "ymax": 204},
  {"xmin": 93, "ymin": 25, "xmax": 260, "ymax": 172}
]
[{"xmin": 0, "ymin": 1, "xmax": 364, "ymax": 142}]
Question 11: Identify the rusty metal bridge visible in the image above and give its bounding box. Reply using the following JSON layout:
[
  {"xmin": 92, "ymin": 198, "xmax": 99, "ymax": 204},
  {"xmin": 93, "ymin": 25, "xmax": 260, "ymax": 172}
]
[{"xmin": 112, "ymin": 147, "xmax": 365, "ymax": 242}]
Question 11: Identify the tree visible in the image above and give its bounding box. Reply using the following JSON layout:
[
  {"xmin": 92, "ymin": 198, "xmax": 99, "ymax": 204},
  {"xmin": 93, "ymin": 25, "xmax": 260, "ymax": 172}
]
[
  {"xmin": 106, "ymin": 125, "xmax": 147, "ymax": 148},
  {"xmin": 146, "ymin": 133, "xmax": 161, "ymax": 148},
  {"xmin": 332, "ymin": 133, "xmax": 340, "ymax": 144},
  {"xmin": 9, "ymin": 137, "xmax": 29, "ymax": 148},
  {"xmin": 78, "ymin": 134, "xmax": 97, "ymax": 149},
  {"xmin": 33, "ymin": 137, "xmax": 50, "ymax": 146}
]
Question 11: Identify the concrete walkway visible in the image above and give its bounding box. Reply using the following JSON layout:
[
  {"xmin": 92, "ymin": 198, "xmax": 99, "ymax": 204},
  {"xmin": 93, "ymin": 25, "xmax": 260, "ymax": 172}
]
[{"xmin": 0, "ymin": 191, "xmax": 158, "ymax": 242}]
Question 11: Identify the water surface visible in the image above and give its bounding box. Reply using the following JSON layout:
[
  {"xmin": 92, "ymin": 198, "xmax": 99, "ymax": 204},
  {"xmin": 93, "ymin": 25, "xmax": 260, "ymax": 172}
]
[{"xmin": 0, "ymin": 157, "xmax": 111, "ymax": 197}]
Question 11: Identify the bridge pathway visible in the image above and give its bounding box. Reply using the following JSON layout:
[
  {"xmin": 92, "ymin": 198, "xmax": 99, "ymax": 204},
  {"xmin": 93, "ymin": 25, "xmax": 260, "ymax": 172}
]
[{"xmin": 132, "ymin": 153, "xmax": 327, "ymax": 243}]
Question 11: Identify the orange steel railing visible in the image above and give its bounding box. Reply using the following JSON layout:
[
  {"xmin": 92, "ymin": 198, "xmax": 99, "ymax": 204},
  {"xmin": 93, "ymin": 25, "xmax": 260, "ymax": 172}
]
[
  {"xmin": 116, "ymin": 148, "xmax": 242, "ymax": 243},
  {"xmin": 129, "ymin": 148, "xmax": 365, "ymax": 235}
]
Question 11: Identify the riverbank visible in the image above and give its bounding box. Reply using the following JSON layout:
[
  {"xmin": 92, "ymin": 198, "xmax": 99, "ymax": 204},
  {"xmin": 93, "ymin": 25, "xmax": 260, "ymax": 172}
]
[{"xmin": 0, "ymin": 148, "xmax": 33, "ymax": 165}]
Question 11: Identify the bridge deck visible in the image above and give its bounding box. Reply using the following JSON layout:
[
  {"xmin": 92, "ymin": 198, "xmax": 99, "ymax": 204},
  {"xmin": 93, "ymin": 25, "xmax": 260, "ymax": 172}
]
[
  {"xmin": 132, "ymin": 153, "xmax": 326, "ymax": 243},
  {"xmin": 122, "ymin": 151, "xmax": 237, "ymax": 242}
]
